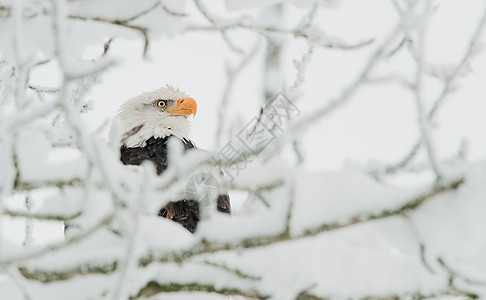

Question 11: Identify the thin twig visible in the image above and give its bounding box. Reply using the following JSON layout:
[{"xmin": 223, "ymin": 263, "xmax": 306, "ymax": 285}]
[
  {"xmin": 375, "ymin": 1, "xmax": 486, "ymax": 178},
  {"xmin": 413, "ymin": 0, "xmax": 442, "ymax": 183},
  {"xmin": 296, "ymin": 0, "xmax": 319, "ymax": 31},
  {"xmin": 438, "ymin": 257, "xmax": 486, "ymax": 287},
  {"xmin": 214, "ymin": 41, "xmax": 261, "ymax": 147},
  {"xmin": 287, "ymin": 3, "xmax": 414, "ymax": 133},
  {"xmin": 186, "ymin": 23, "xmax": 375, "ymax": 50},
  {"xmin": 68, "ymin": 15, "xmax": 150, "ymax": 57},
  {"xmin": 160, "ymin": 0, "xmax": 187, "ymax": 17},
  {"xmin": 102, "ymin": 37, "xmax": 114, "ymax": 56},
  {"xmin": 428, "ymin": 3, "xmax": 486, "ymax": 118},
  {"xmin": 121, "ymin": 1, "xmax": 160, "ymax": 23},
  {"xmin": 201, "ymin": 260, "xmax": 262, "ymax": 281},
  {"xmin": 192, "ymin": 0, "xmax": 245, "ymax": 54},
  {"xmin": 28, "ymin": 84, "xmax": 60, "ymax": 94},
  {"xmin": 0, "ymin": 213, "xmax": 114, "ymax": 267}
]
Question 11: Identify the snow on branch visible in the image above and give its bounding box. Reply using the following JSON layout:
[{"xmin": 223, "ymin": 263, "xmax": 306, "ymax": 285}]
[{"xmin": 139, "ymin": 176, "xmax": 464, "ymax": 266}]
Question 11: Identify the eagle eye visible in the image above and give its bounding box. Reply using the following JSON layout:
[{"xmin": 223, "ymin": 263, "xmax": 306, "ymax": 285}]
[{"xmin": 156, "ymin": 99, "xmax": 167, "ymax": 108}]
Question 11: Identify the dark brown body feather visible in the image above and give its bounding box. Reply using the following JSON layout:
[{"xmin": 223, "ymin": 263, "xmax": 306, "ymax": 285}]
[{"xmin": 120, "ymin": 136, "xmax": 231, "ymax": 233}]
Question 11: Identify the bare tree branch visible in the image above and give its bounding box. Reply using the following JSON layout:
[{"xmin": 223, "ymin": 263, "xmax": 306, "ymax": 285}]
[
  {"xmin": 161, "ymin": 0, "xmax": 187, "ymax": 17},
  {"xmin": 68, "ymin": 11, "xmax": 151, "ymax": 57},
  {"xmin": 438, "ymin": 257, "xmax": 486, "ymax": 288},
  {"xmin": 287, "ymin": 3, "xmax": 414, "ymax": 134},
  {"xmin": 120, "ymin": 1, "xmax": 160, "ymax": 23},
  {"xmin": 372, "ymin": 2, "xmax": 486, "ymax": 178},
  {"xmin": 193, "ymin": 0, "xmax": 246, "ymax": 54},
  {"xmin": 214, "ymin": 41, "xmax": 261, "ymax": 147},
  {"xmin": 186, "ymin": 22, "xmax": 375, "ymax": 50},
  {"xmin": 412, "ymin": 0, "xmax": 442, "ymax": 183}
]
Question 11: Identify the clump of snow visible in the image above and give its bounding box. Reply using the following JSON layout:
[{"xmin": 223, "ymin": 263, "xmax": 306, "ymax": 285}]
[
  {"xmin": 16, "ymin": 128, "xmax": 88, "ymax": 183},
  {"xmin": 290, "ymin": 168, "xmax": 421, "ymax": 236}
]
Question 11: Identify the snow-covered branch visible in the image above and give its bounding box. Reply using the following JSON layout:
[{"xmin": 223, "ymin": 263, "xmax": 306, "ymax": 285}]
[{"xmin": 139, "ymin": 176, "xmax": 464, "ymax": 266}]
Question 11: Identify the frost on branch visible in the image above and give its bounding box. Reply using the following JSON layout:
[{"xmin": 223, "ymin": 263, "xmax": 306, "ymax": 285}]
[{"xmin": 1, "ymin": 0, "xmax": 486, "ymax": 300}]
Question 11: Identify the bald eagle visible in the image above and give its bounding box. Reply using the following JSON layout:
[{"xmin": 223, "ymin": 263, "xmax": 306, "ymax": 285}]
[{"xmin": 114, "ymin": 85, "xmax": 231, "ymax": 233}]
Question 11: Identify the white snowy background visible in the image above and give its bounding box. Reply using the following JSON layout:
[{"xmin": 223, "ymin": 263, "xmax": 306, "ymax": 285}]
[{"xmin": 0, "ymin": 0, "xmax": 486, "ymax": 299}]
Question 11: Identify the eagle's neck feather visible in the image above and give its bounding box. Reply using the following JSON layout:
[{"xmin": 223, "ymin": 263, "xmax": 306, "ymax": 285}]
[
  {"xmin": 117, "ymin": 110, "xmax": 191, "ymax": 147},
  {"xmin": 122, "ymin": 121, "xmax": 190, "ymax": 147}
]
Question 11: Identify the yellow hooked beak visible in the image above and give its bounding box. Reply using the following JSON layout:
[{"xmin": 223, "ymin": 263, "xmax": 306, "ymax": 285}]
[{"xmin": 168, "ymin": 97, "xmax": 197, "ymax": 118}]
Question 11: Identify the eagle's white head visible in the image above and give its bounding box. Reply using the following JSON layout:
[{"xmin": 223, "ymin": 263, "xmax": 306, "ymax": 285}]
[{"xmin": 114, "ymin": 84, "xmax": 197, "ymax": 148}]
